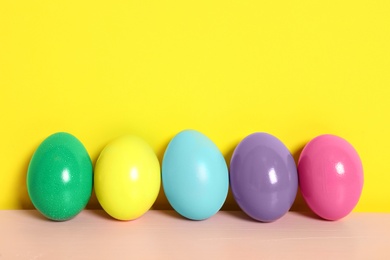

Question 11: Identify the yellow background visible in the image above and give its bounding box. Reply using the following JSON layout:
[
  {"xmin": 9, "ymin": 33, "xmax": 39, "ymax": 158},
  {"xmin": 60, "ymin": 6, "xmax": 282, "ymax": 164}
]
[{"xmin": 1, "ymin": 1, "xmax": 389, "ymax": 212}]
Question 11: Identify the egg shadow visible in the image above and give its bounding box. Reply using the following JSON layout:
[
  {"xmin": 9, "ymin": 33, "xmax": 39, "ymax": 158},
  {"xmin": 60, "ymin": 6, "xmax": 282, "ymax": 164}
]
[
  {"xmin": 85, "ymin": 139, "xmax": 105, "ymax": 210},
  {"xmin": 221, "ymin": 143, "xmax": 240, "ymax": 211},
  {"xmin": 19, "ymin": 149, "xmax": 35, "ymax": 209},
  {"xmin": 85, "ymin": 209, "xmax": 119, "ymax": 221},
  {"xmin": 152, "ymin": 138, "xmax": 172, "ymax": 210},
  {"xmin": 20, "ymin": 210, "xmax": 50, "ymax": 222},
  {"xmin": 156, "ymin": 210, "xmax": 188, "ymax": 220},
  {"xmin": 85, "ymin": 188, "xmax": 102, "ymax": 209},
  {"xmin": 289, "ymin": 143, "xmax": 315, "ymax": 218},
  {"xmin": 289, "ymin": 210, "xmax": 324, "ymax": 221},
  {"xmin": 222, "ymin": 210, "xmax": 260, "ymax": 223}
]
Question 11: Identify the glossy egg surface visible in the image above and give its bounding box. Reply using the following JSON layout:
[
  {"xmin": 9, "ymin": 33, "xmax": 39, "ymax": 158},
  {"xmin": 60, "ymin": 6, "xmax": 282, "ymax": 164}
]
[
  {"xmin": 230, "ymin": 132, "xmax": 298, "ymax": 222},
  {"xmin": 27, "ymin": 132, "xmax": 93, "ymax": 221},
  {"xmin": 162, "ymin": 130, "xmax": 229, "ymax": 220},
  {"xmin": 298, "ymin": 134, "xmax": 364, "ymax": 220},
  {"xmin": 94, "ymin": 135, "xmax": 160, "ymax": 220}
]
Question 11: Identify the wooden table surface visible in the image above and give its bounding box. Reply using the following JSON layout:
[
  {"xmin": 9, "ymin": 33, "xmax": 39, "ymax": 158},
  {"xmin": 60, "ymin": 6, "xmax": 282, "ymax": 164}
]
[{"xmin": 0, "ymin": 210, "xmax": 389, "ymax": 259}]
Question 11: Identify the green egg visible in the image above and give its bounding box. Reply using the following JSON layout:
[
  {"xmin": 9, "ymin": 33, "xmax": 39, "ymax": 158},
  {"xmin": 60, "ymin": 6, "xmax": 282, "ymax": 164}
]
[{"xmin": 27, "ymin": 132, "xmax": 93, "ymax": 221}]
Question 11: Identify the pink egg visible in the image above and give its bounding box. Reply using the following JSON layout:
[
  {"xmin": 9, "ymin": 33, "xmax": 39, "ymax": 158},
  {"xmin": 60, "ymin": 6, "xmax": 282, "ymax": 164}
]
[{"xmin": 298, "ymin": 135, "xmax": 364, "ymax": 220}]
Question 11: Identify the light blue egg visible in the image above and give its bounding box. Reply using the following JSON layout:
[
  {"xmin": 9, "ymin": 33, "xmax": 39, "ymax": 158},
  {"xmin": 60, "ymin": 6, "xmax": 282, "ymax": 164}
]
[{"xmin": 162, "ymin": 130, "xmax": 229, "ymax": 220}]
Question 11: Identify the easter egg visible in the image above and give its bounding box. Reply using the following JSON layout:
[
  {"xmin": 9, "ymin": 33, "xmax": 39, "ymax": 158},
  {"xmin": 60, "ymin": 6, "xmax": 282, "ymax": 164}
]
[
  {"xmin": 94, "ymin": 135, "xmax": 160, "ymax": 221},
  {"xmin": 27, "ymin": 132, "xmax": 93, "ymax": 221},
  {"xmin": 162, "ymin": 130, "xmax": 229, "ymax": 220},
  {"xmin": 230, "ymin": 133, "xmax": 298, "ymax": 222},
  {"xmin": 298, "ymin": 134, "xmax": 364, "ymax": 220}
]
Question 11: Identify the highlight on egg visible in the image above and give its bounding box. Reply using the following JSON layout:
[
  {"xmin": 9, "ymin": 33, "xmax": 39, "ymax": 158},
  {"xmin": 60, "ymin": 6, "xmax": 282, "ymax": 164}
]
[
  {"xmin": 94, "ymin": 135, "xmax": 160, "ymax": 221},
  {"xmin": 27, "ymin": 132, "xmax": 93, "ymax": 221},
  {"xmin": 230, "ymin": 132, "xmax": 298, "ymax": 222},
  {"xmin": 298, "ymin": 134, "xmax": 364, "ymax": 221},
  {"xmin": 162, "ymin": 129, "xmax": 229, "ymax": 220}
]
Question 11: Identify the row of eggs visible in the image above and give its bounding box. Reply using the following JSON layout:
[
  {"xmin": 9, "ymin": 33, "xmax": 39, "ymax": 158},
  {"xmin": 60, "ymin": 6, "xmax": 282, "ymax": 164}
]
[{"xmin": 27, "ymin": 130, "xmax": 364, "ymax": 222}]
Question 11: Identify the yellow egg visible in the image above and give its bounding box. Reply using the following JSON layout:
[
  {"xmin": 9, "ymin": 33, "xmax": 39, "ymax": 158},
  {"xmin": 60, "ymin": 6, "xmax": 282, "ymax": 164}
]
[{"xmin": 94, "ymin": 135, "xmax": 160, "ymax": 220}]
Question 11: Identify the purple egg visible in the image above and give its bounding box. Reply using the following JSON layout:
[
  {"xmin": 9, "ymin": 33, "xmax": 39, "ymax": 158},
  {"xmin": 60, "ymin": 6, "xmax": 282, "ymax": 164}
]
[{"xmin": 230, "ymin": 133, "xmax": 298, "ymax": 222}]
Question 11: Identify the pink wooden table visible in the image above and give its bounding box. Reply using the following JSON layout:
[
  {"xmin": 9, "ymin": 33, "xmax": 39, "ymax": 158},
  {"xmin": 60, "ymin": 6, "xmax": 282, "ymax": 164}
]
[{"xmin": 0, "ymin": 210, "xmax": 388, "ymax": 259}]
